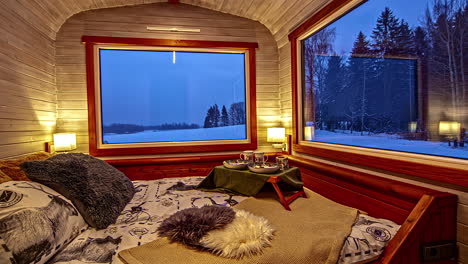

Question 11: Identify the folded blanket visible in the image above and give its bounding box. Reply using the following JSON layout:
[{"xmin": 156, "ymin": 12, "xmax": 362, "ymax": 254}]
[{"xmin": 118, "ymin": 189, "xmax": 358, "ymax": 264}]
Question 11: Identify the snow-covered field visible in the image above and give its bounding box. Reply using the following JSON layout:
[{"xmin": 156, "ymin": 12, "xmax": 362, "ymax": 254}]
[
  {"xmin": 104, "ymin": 125, "xmax": 246, "ymax": 143},
  {"xmin": 314, "ymin": 130, "xmax": 468, "ymax": 159}
]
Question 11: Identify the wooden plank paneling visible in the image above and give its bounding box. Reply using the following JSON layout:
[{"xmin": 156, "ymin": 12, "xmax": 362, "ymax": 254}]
[
  {"xmin": 0, "ymin": 2, "xmax": 56, "ymax": 159},
  {"xmin": 460, "ymin": 243, "xmax": 468, "ymax": 264},
  {"xmin": 55, "ymin": 3, "xmax": 279, "ymax": 154}
]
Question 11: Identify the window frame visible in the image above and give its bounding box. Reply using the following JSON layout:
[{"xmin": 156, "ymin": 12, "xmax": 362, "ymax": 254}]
[
  {"xmin": 288, "ymin": 0, "xmax": 468, "ymax": 187},
  {"xmin": 82, "ymin": 36, "xmax": 258, "ymax": 156}
]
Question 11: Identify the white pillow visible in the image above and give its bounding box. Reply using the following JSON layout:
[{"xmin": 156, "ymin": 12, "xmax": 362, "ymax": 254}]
[
  {"xmin": 0, "ymin": 181, "xmax": 88, "ymax": 264},
  {"xmin": 339, "ymin": 214, "xmax": 400, "ymax": 264}
]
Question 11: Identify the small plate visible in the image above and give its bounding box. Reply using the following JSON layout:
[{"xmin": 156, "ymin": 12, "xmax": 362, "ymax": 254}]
[
  {"xmin": 223, "ymin": 160, "xmax": 249, "ymax": 170},
  {"xmin": 248, "ymin": 162, "xmax": 279, "ymax": 174}
]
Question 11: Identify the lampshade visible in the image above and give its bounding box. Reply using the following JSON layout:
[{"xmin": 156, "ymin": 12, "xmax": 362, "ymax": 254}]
[
  {"xmin": 53, "ymin": 133, "xmax": 77, "ymax": 152},
  {"xmin": 267, "ymin": 128, "xmax": 285, "ymax": 142},
  {"xmin": 304, "ymin": 126, "xmax": 314, "ymax": 141},
  {"xmin": 408, "ymin": 122, "xmax": 417, "ymax": 133},
  {"xmin": 438, "ymin": 121, "xmax": 460, "ymax": 136}
]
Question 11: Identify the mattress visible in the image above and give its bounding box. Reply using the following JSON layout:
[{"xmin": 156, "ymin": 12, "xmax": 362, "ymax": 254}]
[{"xmin": 48, "ymin": 176, "xmax": 399, "ymax": 264}]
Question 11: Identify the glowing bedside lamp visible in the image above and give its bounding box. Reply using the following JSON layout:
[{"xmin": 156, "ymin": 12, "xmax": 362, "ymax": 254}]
[
  {"xmin": 267, "ymin": 128, "xmax": 286, "ymax": 150},
  {"xmin": 53, "ymin": 133, "xmax": 77, "ymax": 152}
]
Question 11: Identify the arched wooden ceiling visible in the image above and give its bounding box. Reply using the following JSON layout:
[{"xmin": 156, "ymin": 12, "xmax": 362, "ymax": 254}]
[{"xmin": 17, "ymin": 0, "xmax": 329, "ymax": 47}]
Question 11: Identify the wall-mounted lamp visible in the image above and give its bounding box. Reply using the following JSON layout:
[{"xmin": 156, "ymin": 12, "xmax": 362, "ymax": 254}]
[
  {"xmin": 53, "ymin": 133, "xmax": 77, "ymax": 152},
  {"xmin": 267, "ymin": 127, "xmax": 286, "ymax": 150}
]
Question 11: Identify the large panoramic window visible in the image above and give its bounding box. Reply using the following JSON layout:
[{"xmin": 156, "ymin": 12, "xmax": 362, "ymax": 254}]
[
  {"xmin": 298, "ymin": 0, "xmax": 468, "ymax": 160},
  {"xmin": 83, "ymin": 37, "xmax": 258, "ymax": 156},
  {"xmin": 100, "ymin": 49, "xmax": 247, "ymax": 144}
]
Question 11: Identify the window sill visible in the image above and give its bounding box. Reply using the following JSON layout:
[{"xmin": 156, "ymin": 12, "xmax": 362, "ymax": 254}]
[{"xmin": 293, "ymin": 142, "xmax": 468, "ymax": 187}]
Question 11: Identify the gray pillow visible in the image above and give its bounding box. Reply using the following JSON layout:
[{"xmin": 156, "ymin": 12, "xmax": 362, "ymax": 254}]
[
  {"xmin": 21, "ymin": 153, "xmax": 135, "ymax": 229},
  {"xmin": 157, "ymin": 205, "xmax": 235, "ymax": 246}
]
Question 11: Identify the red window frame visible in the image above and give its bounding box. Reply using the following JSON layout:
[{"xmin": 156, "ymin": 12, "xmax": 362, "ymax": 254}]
[
  {"xmin": 82, "ymin": 36, "xmax": 258, "ymax": 156},
  {"xmin": 288, "ymin": 0, "xmax": 468, "ymax": 187}
]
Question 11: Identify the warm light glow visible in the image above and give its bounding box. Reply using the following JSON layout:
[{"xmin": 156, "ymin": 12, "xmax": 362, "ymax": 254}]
[
  {"xmin": 304, "ymin": 126, "xmax": 314, "ymax": 141},
  {"xmin": 438, "ymin": 121, "xmax": 460, "ymax": 136},
  {"xmin": 54, "ymin": 133, "xmax": 77, "ymax": 152},
  {"xmin": 267, "ymin": 128, "xmax": 285, "ymax": 142},
  {"xmin": 408, "ymin": 122, "xmax": 417, "ymax": 133},
  {"xmin": 146, "ymin": 26, "xmax": 201, "ymax": 33}
]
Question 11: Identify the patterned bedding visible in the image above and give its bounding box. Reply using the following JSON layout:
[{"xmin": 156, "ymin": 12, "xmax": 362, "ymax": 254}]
[
  {"xmin": 0, "ymin": 177, "xmax": 399, "ymax": 264},
  {"xmin": 50, "ymin": 177, "xmax": 247, "ymax": 264}
]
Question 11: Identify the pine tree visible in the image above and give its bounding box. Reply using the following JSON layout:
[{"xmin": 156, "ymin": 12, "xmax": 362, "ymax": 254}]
[
  {"xmin": 221, "ymin": 105, "xmax": 229, "ymax": 126},
  {"xmin": 347, "ymin": 31, "xmax": 372, "ymax": 134},
  {"xmin": 322, "ymin": 55, "xmax": 344, "ymax": 131},
  {"xmin": 352, "ymin": 31, "xmax": 371, "ymax": 55},
  {"xmin": 203, "ymin": 106, "xmax": 214, "ymax": 128},
  {"xmin": 370, "ymin": 8, "xmax": 405, "ymax": 132},
  {"xmin": 213, "ymin": 104, "xmax": 220, "ymax": 127},
  {"xmin": 371, "ymin": 7, "xmax": 400, "ymax": 56}
]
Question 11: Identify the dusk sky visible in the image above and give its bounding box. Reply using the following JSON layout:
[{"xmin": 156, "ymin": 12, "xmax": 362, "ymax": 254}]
[
  {"xmin": 330, "ymin": 0, "xmax": 429, "ymax": 55},
  {"xmin": 100, "ymin": 50, "xmax": 245, "ymax": 126}
]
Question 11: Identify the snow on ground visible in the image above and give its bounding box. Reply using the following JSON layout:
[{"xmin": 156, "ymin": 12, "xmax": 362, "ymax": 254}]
[
  {"xmin": 104, "ymin": 125, "xmax": 246, "ymax": 143},
  {"xmin": 314, "ymin": 129, "xmax": 468, "ymax": 159}
]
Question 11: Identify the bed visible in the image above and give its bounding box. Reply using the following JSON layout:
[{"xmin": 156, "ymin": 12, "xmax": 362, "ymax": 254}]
[{"xmin": 0, "ymin": 152, "xmax": 458, "ymax": 264}]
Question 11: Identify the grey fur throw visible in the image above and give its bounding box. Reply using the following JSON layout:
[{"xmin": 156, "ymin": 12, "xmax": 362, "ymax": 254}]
[
  {"xmin": 157, "ymin": 205, "xmax": 235, "ymax": 246},
  {"xmin": 21, "ymin": 153, "xmax": 135, "ymax": 229}
]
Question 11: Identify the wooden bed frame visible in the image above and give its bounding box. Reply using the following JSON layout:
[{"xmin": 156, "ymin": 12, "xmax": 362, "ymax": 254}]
[{"xmin": 106, "ymin": 154, "xmax": 458, "ymax": 264}]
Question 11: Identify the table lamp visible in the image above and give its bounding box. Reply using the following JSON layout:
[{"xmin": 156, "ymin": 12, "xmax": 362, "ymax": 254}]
[
  {"xmin": 267, "ymin": 127, "xmax": 285, "ymax": 150},
  {"xmin": 439, "ymin": 121, "xmax": 460, "ymax": 147},
  {"xmin": 53, "ymin": 133, "xmax": 77, "ymax": 152}
]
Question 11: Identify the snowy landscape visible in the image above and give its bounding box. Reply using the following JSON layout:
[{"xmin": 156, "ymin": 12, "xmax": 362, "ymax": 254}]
[
  {"xmin": 104, "ymin": 125, "xmax": 246, "ymax": 144},
  {"xmin": 314, "ymin": 130, "xmax": 468, "ymax": 159}
]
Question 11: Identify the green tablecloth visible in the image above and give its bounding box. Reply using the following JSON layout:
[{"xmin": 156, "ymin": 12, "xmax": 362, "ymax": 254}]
[{"xmin": 196, "ymin": 166, "xmax": 303, "ymax": 196}]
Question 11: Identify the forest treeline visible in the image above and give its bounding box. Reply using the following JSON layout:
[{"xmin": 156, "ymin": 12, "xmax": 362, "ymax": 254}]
[
  {"xmin": 305, "ymin": 0, "xmax": 468, "ymax": 137},
  {"xmin": 203, "ymin": 102, "xmax": 245, "ymax": 128},
  {"xmin": 103, "ymin": 122, "xmax": 200, "ymax": 134},
  {"xmin": 103, "ymin": 102, "xmax": 245, "ymax": 134}
]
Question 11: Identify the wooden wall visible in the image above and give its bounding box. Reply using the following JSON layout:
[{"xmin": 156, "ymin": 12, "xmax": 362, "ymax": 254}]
[
  {"xmin": 0, "ymin": 1, "xmax": 57, "ymax": 159},
  {"xmin": 55, "ymin": 3, "xmax": 280, "ymax": 154}
]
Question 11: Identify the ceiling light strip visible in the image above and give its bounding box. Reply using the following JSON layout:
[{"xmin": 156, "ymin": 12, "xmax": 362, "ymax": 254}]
[{"xmin": 146, "ymin": 26, "xmax": 201, "ymax": 33}]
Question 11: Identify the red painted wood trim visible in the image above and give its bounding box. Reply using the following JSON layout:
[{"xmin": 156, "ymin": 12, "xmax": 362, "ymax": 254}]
[
  {"xmin": 105, "ymin": 153, "xmax": 280, "ymax": 166},
  {"xmin": 83, "ymin": 36, "xmax": 258, "ymax": 156},
  {"xmin": 288, "ymin": 0, "xmax": 363, "ymax": 41},
  {"xmin": 293, "ymin": 144, "xmax": 468, "ymax": 187},
  {"xmin": 377, "ymin": 194, "xmax": 457, "ymax": 263},
  {"xmin": 85, "ymin": 42, "xmax": 98, "ymax": 156},
  {"xmin": 248, "ymin": 47, "xmax": 258, "ymax": 148},
  {"xmin": 290, "ymin": 40, "xmax": 299, "ymax": 145},
  {"xmin": 81, "ymin": 36, "xmax": 259, "ymax": 49},
  {"xmin": 92, "ymin": 143, "xmax": 258, "ymax": 156},
  {"xmin": 287, "ymin": 155, "xmax": 435, "ymax": 201},
  {"xmin": 105, "ymin": 154, "xmax": 239, "ymax": 166},
  {"xmin": 288, "ymin": 154, "xmax": 457, "ymax": 263}
]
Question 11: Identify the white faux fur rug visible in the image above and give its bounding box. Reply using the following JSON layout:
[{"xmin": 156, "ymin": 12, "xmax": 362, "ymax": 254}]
[{"xmin": 200, "ymin": 209, "xmax": 275, "ymax": 259}]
